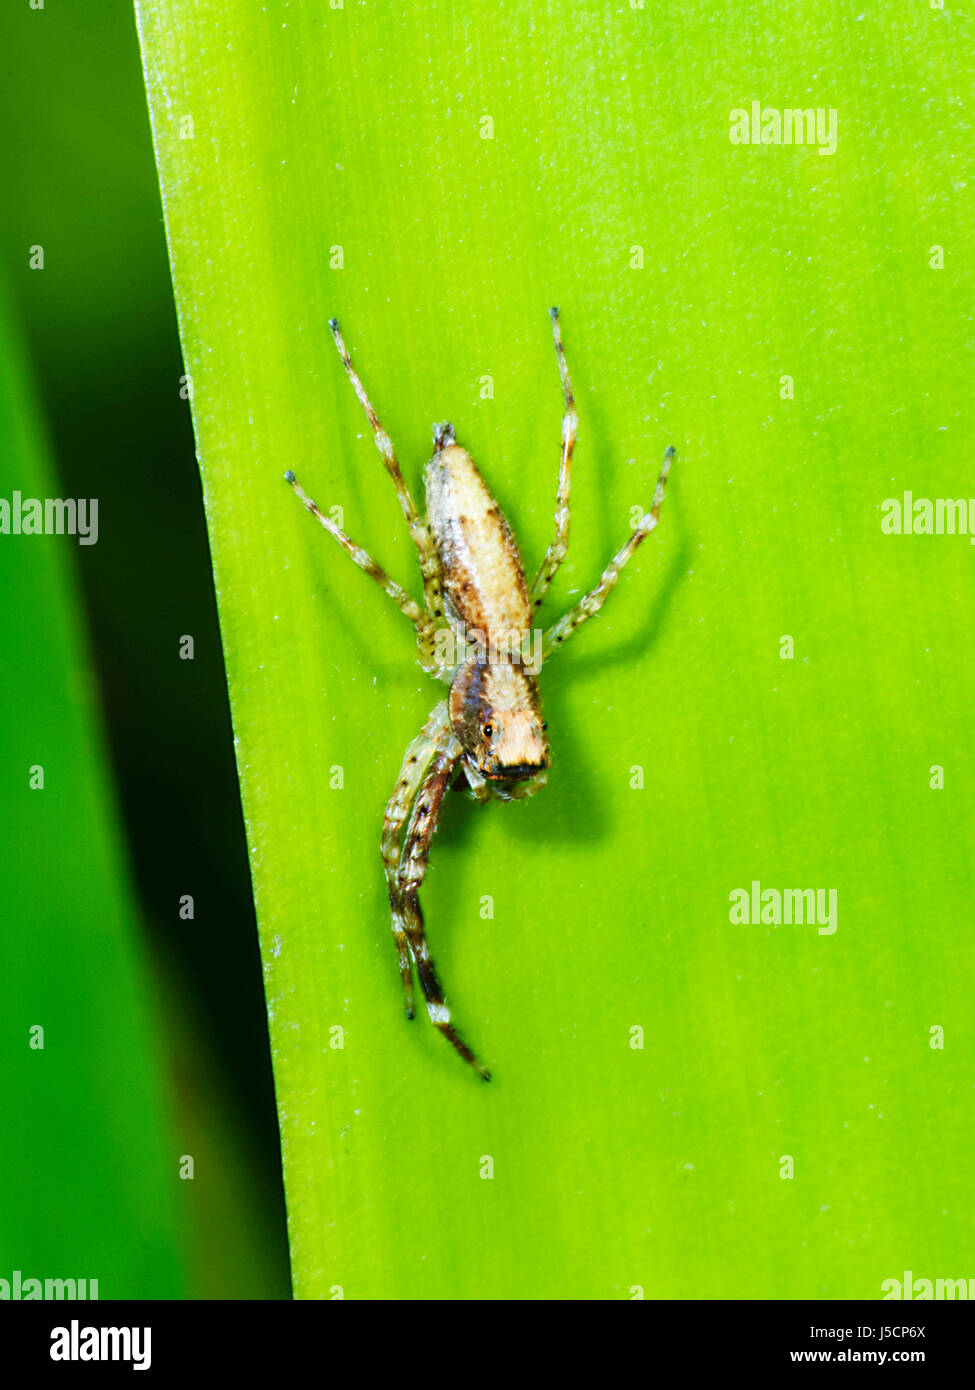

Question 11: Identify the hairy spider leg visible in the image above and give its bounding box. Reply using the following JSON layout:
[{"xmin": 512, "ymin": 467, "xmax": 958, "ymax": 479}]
[
  {"xmin": 381, "ymin": 703, "xmax": 453, "ymax": 1018},
  {"xmin": 531, "ymin": 306, "xmax": 579, "ymax": 607},
  {"xmin": 283, "ymin": 470, "xmax": 440, "ymax": 670},
  {"xmin": 328, "ymin": 318, "xmax": 445, "ymax": 624},
  {"xmin": 397, "ymin": 738, "xmax": 491, "ymax": 1080},
  {"xmin": 543, "ymin": 446, "xmax": 675, "ymax": 659}
]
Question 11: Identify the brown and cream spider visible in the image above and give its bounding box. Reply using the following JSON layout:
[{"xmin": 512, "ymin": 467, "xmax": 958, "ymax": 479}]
[{"xmin": 285, "ymin": 309, "xmax": 674, "ymax": 1080}]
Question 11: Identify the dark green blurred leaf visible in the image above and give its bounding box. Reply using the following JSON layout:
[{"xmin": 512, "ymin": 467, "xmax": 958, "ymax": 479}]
[{"xmin": 0, "ymin": 287, "xmax": 189, "ymax": 1297}]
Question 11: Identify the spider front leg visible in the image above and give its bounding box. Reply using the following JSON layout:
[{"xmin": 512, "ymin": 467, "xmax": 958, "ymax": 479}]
[
  {"xmin": 397, "ymin": 740, "xmax": 491, "ymax": 1080},
  {"xmin": 531, "ymin": 306, "xmax": 579, "ymax": 608},
  {"xmin": 284, "ymin": 469, "xmax": 440, "ymax": 672},
  {"xmin": 328, "ymin": 318, "xmax": 445, "ymax": 626},
  {"xmin": 543, "ymin": 446, "xmax": 675, "ymax": 660},
  {"xmin": 381, "ymin": 703, "xmax": 453, "ymax": 1018}
]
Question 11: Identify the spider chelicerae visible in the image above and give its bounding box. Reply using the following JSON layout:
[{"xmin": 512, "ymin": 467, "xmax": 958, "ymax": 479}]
[{"xmin": 285, "ymin": 309, "xmax": 674, "ymax": 1079}]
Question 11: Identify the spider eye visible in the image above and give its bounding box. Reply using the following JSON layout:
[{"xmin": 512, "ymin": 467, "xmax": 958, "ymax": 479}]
[
  {"xmin": 541, "ymin": 722, "xmax": 548, "ymax": 732},
  {"xmin": 483, "ymin": 722, "xmax": 494, "ymax": 739}
]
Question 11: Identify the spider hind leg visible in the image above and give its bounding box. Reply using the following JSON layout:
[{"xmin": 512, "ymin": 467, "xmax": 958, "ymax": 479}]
[{"xmin": 398, "ymin": 742, "xmax": 492, "ymax": 1080}]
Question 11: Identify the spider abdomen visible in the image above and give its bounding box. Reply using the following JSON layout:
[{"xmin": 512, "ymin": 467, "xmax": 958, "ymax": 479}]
[{"xmin": 425, "ymin": 434, "xmax": 531, "ymax": 651}]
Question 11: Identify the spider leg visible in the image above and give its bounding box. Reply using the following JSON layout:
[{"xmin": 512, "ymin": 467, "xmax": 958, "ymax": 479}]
[
  {"xmin": 284, "ymin": 469, "xmax": 440, "ymax": 670},
  {"xmin": 381, "ymin": 703, "xmax": 453, "ymax": 1017},
  {"xmin": 398, "ymin": 741, "xmax": 491, "ymax": 1079},
  {"xmin": 531, "ymin": 306, "xmax": 579, "ymax": 607},
  {"xmin": 543, "ymin": 447, "xmax": 675, "ymax": 660},
  {"xmin": 328, "ymin": 318, "xmax": 445, "ymax": 625}
]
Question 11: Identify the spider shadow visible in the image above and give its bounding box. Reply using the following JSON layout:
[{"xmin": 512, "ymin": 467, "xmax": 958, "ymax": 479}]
[
  {"xmin": 434, "ymin": 731, "xmax": 602, "ymax": 855},
  {"xmin": 546, "ymin": 524, "xmax": 691, "ymax": 685},
  {"xmin": 303, "ymin": 564, "xmax": 433, "ymax": 699},
  {"xmin": 434, "ymin": 529, "xmax": 689, "ymax": 863}
]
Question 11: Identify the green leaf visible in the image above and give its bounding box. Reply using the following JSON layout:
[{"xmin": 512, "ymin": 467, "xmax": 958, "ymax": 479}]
[{"xmin": 135, "ymin": 1, "xmax": 975, "ymax": 1298}]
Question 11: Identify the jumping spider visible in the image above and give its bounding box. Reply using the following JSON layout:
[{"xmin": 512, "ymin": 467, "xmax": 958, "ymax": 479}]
[{"xmin": 285, "ymin": 309, "xmax": 674, "ymax": 1079}]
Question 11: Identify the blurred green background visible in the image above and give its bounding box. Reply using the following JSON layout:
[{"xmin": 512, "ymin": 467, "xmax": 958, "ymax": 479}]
[
  {"xmin": 0, "ymin": 2, "xmax": 289, "ymax": 1297},
  {"xmin": 2, "ymin": 0, "xmax": 973, "ymax": 1301}
]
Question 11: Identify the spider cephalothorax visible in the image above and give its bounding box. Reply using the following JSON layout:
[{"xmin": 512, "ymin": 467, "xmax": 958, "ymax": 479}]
[
  {"xmin": 449, "ymin": 653, "xmax": 549, "ymax": 798},
  {"xmin": 285, "ymin": 309, "xmax": 675, "ymax": 1078}
]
